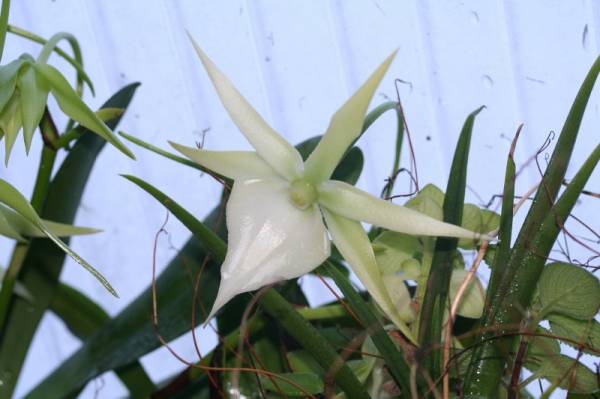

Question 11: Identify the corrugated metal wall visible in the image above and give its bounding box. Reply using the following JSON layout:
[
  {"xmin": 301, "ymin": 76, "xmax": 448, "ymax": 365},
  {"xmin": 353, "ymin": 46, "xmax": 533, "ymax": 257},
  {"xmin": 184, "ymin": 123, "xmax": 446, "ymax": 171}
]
[{"xmin": 0, "ymin": 1, "xmax": 598, "ymax": 397}]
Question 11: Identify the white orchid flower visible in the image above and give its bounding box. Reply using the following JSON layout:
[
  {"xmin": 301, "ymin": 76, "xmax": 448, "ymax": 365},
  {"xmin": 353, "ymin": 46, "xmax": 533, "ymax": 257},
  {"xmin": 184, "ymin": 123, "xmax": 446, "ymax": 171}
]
[{"xmin": 173, "ymin": 37, "xmax": 486, "ymax": 340}]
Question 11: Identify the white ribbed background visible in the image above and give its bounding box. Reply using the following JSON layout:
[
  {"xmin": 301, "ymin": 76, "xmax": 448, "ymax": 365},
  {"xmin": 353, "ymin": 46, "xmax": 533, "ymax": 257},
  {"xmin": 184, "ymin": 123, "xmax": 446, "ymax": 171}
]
[{"xmin": 0, "ymin": 1, "xmax": 598, "ymax": 397}]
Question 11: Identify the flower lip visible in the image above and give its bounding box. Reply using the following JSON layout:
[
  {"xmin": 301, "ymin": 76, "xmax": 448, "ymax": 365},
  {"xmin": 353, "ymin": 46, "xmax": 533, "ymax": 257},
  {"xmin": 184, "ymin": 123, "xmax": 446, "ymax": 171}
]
[{"xmin": 288, "ymin": 179, "xmax": 318, "ymax": 210}]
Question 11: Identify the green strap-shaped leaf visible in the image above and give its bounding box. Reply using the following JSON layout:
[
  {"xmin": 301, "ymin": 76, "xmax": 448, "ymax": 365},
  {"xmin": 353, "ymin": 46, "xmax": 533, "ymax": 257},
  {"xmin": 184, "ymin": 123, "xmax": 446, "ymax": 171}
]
[
  {"xmin": 18, "ymin": 64, "xmax": 49, "ymax": 152},
  {"xmin": 50, "ymin": 283, "xmax": 155, "ymax": 396},
  {"xmin": 34, "ymin": 63, "xmax": 134, "ymax": 158},
  {"xmin": 417, "ymin": 106, "xmax": 483, "ymax": 379},
  {"xmin": 0, "ymin": 204, "xmax": 99, "ymax": 239},
  {"xmin": 0, "ymin": 83, "xmax": 139, "ymax": 398},
  {"xmin": 464, "ymin": 128, "xmax": 518, "ymax": 387},
  {"xmin": 324, "ymin": 261, "xmax": 412, "ymax": 398},
  {"xmin": 464, "ymin": 55, "xmax": 600, "ymax": 397},
  {"xmin": 0, "ymin": 178, "xmax": 116, "ymax": 296}
]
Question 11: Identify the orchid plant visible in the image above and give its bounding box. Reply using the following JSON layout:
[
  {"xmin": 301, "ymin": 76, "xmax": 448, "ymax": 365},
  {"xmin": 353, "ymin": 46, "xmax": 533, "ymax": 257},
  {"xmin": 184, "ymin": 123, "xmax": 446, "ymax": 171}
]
[
  {"xmin": 171, "ymin": 37, "xmax": 487, "ymax": 340},
  {"xmin": 1, "ymin": 1, "xmax": 599, "ymax": 397}
]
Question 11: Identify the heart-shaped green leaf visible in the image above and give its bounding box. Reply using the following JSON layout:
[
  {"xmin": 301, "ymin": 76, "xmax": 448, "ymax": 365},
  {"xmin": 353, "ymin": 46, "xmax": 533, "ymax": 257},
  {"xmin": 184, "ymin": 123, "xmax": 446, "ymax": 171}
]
[
  {"xmin": 538, "ymin": 262, "xmax": 600, "ymax": 320},
  {"xmin": 548, "ymin": 313, "xmax": 600, "ymax": 355}
]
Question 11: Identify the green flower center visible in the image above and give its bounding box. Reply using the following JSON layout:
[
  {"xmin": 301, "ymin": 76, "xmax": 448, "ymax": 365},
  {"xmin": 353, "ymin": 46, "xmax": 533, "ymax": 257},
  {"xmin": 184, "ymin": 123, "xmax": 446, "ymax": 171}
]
[{"xmin": 289, "ymin": 179, "xmax": 318, "ymax": 210}]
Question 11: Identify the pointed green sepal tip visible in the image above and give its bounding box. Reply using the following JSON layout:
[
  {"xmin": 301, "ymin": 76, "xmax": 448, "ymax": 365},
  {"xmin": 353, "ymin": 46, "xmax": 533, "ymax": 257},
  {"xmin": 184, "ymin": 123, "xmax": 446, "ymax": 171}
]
[{"xmin": 303, "ymin": 48, "xmax": 399, "ymax": 184}]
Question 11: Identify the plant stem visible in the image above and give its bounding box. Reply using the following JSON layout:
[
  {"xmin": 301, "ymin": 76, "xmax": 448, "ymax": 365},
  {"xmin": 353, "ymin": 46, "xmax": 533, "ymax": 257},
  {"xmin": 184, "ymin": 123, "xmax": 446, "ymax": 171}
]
[
  {"xmin": 7, "ymin": 24, "xmax": 94, "ymax": 95},
  {"xmin": 259, "ymin": 289, "xmax": 370, "ymax": 399},
  {"xmin": 0, "ymin": 0, "xmax": 10, "ymax": 63}
]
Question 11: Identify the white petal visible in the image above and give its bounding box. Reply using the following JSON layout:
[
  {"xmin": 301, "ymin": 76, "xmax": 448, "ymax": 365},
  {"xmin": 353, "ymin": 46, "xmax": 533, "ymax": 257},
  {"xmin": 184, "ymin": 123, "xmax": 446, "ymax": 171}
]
[
  {"xmin": 188, "ymin": 35, "xmax": 303, "ymax": 181},
  {"xmin": 321, "ymin": 208, "xmax": 416, "ymax": 342},
  {"xmin": 170, "ymin": 142, "xmax": 277, "ymax": 180},
  {"xmin": 206, "ymin": 178, "xmax": 330, "ymax": 320},
  {"xmin": 303, "ymin": 50, "xmax": 397, "ymax": 184},
  {"xmin": 319, "ymin": 180, "xmax": 489, "ymax": 241}
]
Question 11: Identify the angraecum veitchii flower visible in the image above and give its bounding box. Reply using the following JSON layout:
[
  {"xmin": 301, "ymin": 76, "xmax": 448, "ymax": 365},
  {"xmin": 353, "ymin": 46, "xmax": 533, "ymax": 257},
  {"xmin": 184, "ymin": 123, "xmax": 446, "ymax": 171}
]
[{"xmin": 173, "ymin": 35, "xmax": 489, "ymax": 340}]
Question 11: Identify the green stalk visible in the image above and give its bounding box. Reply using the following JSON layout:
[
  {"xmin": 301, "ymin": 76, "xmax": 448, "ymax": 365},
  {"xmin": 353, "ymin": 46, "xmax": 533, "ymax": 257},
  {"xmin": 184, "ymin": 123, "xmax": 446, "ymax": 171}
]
[
  {"xmin": 417, "ymin": 106, "xmax": 483, "ymax": 380},
  {"xmin": 36, "ymin": 32, "xmax": 87, "ymax": 96},
  {"xmin": 484, "ymin": 127, "xmax": 518, "ymax": 302},
  {"xmin": 359, "ymin": 101, "xmax": 405, "ymax": 199},
  {"xmin": 7, "ymin": 24, "xmax": 94, "ymax": 95},
  {"xmin": 259, "ymin": 290, "xmax": 370, "ymax": 399},
  {"xmin": 324, "ymin": 261, "xmax": 412, "ymax": 398},
  {"xmin": 463, "ymin": 56, "xmax": 600, "ymax": 396},
  {"xmin": 0, "ymin": 0, "xmax": 10, "ymax": 63},
  {"xmin": 119, "ymin": 131, "xmax": 226, "ymax": 179}
]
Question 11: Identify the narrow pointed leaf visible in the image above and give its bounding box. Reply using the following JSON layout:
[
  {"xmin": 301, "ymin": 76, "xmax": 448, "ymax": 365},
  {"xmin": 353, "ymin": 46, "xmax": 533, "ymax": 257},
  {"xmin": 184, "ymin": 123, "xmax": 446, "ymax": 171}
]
[
  {"xmin": 464, "ymin": 56, "xmax": 600, "ymax": 396},
  {"xmin": 324, "ymin": 261, "xmax": 412, "ymax": 397},
  {"xmin": 304, "ymin": 50, "xmax": 397, "ymax": 184},
  {"xmin": 0, "ymin": 204, "xmax": 100, "ymax": 237},
  {"xmin": 464, "ymin": 130, "xmax": 517, "ymax": 386},
  {"xmin": 18, "ymin": 64, "xmax": 49, "ymax": 151},
  {"xmin": 321, "ymin": 208, "xmax": 415, "ymax": 342},
  {"xmin": 170, "ymin": 142, "xmax": 277, "ymax": 180},
  {"xmin": 318, "ymin": 180, "xmax": 486, "ymax": 240},
  {"xmin": 0, "ymin": 208, "xmax": 24, "ymax": 240},
  {"xmin": 418, "ymin": 106, "xmax": 482, "ymax": 378},
  {"xmin": 49, "ymin": 283, "xmax": 155, "ymax": 396},
  {"xmin": 0, "ymin": 179, "xmax": 117, "ymax": 296},
  {"xmin": 188, "ymin": 35, "xmax": 303, "ymax": 180},
  {"xmin": 0, "ymin": 83, "xmax": 139, "ymax": 398},
  {"xmin": 34, "ymin": 63, "xmax": 134, "ymax": 158}
]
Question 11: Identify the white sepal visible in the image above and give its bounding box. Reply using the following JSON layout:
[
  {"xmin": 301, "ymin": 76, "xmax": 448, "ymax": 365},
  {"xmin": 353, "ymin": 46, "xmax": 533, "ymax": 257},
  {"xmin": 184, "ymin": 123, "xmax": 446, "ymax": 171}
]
[
  {"xmin": 188, "ymin": 35, "xmax": 303, "ymax": 181},
  {"xmin": 170, "ymin": 142, "xmax": 277, "ymax": 180},
  {"xmin": 303, "ymin": 50, "xmax": 397, "ymax": 184},
  {"xmin": 321, "ymin": 208, "xmax": 416, "ymax": 342},
  {"xmin": 319, "ymin": 180, "xmax": 489, "ymax": 241},
  {"xmin": 206, "ymin": 178, "xmax": 330, "ymax": 320}
]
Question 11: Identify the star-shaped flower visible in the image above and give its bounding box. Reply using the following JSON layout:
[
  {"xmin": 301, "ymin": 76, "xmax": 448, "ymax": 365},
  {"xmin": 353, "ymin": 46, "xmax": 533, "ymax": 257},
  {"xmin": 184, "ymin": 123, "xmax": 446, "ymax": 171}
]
[{"xmin": 173, "ymin": 37, "xmax": 486, "ymax": 339}]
